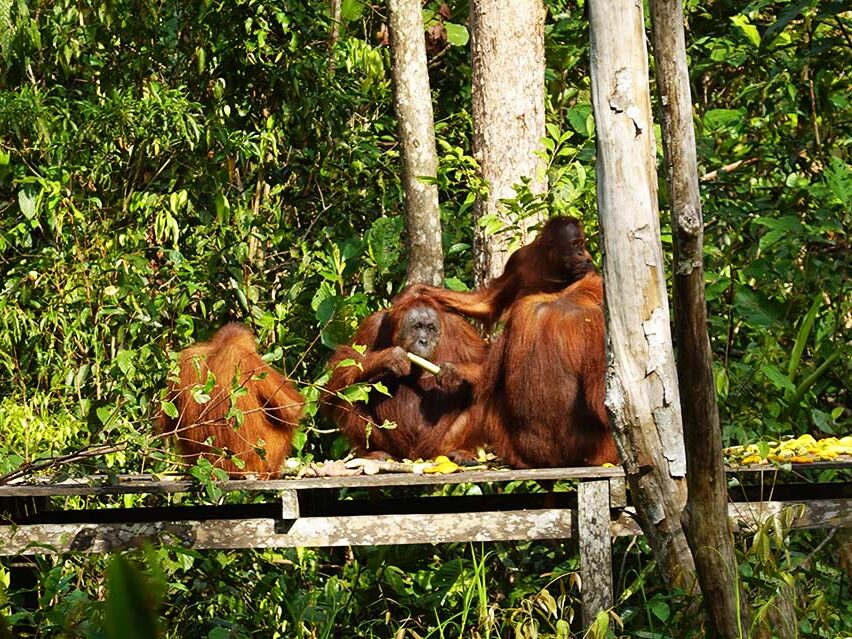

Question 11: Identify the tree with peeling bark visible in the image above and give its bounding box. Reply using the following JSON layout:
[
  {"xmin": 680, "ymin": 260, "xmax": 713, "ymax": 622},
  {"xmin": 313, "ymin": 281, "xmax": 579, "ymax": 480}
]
[
  {"xmin": 587, "ymin": 0, "xmax": 697, "ymax": 591},
  {"xmin": 387, "ymin": 0, "xmax": 444, "ymax": 286},
  {"xmin": 469, "ymin": 0, "xmax": 547, "ymax": 286},
  {"xmin": 648, "ymin": 0, "xmax": 748, "ymax": 635}
]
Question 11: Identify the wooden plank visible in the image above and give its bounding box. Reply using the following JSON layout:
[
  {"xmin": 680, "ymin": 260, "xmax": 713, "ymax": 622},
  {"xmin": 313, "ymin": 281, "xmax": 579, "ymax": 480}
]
[
  {"xmin": 2, "ymin": 461, "xmax": 850, "ymax": 498},
  {"xmin": 727, "ymin": 458, "xmax": 852, "ymax": 473},
  {"xmin": 728, "ymin": 498, "xmax": 852, "ymax": 532},
  {"xmin": 611, "ymin": 498, "xmax": 852, "ymax": 538},
  {"xmin": 4, "ymin": 493, "xmax": 579, "ymax": 526},
  {"xmin": 2, "ymin": 497, "xmax": 848, "ymax": 555},
  {"xmin": 0, "ymin": 509, "xmax": 575, "ymax": 556},
  {"xmin": 578, "ymin": 480, "xmax": 613, "ymax": 628},
  {"xmin": 0, "ymin": 467, "xmax": 625, "ymax": 497}
]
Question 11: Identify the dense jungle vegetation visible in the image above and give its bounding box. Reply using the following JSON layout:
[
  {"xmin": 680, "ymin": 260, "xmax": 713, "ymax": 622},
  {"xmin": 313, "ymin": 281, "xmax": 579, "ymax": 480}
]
[{"xmin": 0, "ymin": 0, "xmax": 849, "ymax": 636}]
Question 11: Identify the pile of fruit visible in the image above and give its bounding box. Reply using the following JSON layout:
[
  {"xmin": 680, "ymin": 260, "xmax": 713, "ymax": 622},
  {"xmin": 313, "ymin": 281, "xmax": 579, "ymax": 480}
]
[{"xmin": 724, "ymin": 434, "xmax": 852, "ymax": 465}]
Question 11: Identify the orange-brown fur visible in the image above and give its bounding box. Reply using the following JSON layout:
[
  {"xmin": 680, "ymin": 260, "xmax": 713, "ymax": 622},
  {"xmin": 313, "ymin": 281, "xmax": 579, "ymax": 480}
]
[
  {"xmin": 419, "ymin": 217, "xmax": 618, "ymax": 468},
  {"xmin": 158, "ymin": 323, "xmax": 304, "ymax": 478},
  {"xmin": 410, "ymin": 216, "xmax": 595, "ymax": 328},
  {"xmin": 322, "ymin": 290, "xmax": 487, "ymax": 460},
  {"xmin": 475, "ymin": 273, "xmax": 617, "ymax": 467}
]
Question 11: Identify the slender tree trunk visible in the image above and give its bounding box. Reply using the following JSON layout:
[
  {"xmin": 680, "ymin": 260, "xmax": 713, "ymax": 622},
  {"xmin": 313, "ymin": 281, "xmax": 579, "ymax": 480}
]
[
  {"xmin": 648, "ymin": 0, "xmax": 747, "ymax": 634},
  {"xmin": 469, "ymin": 0, "xmax": 546, "ymax": 285},
  {"xmin": 388, "ymin": 0, "xmax": 444, "ymax": 286},
  {"xmin": 329, "ymin": 0, "xmax": 342, "ymax": 49},
  {"xmin": 587, "ymin": 0, "xmax": 697, "ymax": 591}
]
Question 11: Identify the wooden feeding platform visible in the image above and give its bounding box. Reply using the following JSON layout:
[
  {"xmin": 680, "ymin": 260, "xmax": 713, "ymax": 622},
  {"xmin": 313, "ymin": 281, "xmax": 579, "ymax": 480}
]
[{"xmin": 1, "ymin": 459, "xmax": 851, "ymax": 625}]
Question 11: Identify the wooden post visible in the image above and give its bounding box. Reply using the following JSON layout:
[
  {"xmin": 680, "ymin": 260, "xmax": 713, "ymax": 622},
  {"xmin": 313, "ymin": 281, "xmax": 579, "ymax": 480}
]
[
  {"xmin": 578, "ymin": 479, "xmax": 613, "ymax": 628},
  {"xmin": 648, "ymin": 0, "xmax": 746, "ymax": 634},
  {"xmin": 280, "ymin": 490, "xmax": 299, "ymax": 519},
  {"xmin": 587, "ymin": 0, "xmax": 697, "ymax": 590}
]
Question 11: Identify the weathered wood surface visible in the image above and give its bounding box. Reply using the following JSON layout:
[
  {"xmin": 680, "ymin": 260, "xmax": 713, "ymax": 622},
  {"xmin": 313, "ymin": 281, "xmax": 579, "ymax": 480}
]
[
  {"xmin": 587, "ymin": 0, "xmax": 695, "ymax": 591},
  {"xmin": 3, "ymin": 495, "xmax": 849, "ymax": 556},
  {"xmin": 0, "ymin": 508, "xmax": 575, "ymax": 555},
  {"xmin": 612, "ymin": 498, "xmax": 852, "ymax": 538},
  {"xmin": 578, "ymin": 480, "xmax": 613, "ymax": 628},
  {"xmin": 728, "ymin": 498, "xmax": 852, "ymax": 532},
  {"xmin": 0, "ymin": 466, "xmax": 626, "ymax": 497},
  {"xmin": 1, "ymin": 460, "xmax": 848, "ymax": 497}
]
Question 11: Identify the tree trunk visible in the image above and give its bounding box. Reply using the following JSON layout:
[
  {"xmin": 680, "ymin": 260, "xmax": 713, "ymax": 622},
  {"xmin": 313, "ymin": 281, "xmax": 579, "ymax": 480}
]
[
  {"xmin": 387, "ymin": 0, "xmax": 444, "ymax": 286},
  {"xmin": 648, "ymin": 0, "xmax": 747, "ymax": 634},
  {"xmin": 469, "ymin": 0, "xmax": 546, "ymax": 285},
  {"xmin": 587, "ymin": 0, "xmax": 697, "ymax": 591},
  {"xmin": 329, "ymin": 0, "xmax": 342, "ymax": 49}
]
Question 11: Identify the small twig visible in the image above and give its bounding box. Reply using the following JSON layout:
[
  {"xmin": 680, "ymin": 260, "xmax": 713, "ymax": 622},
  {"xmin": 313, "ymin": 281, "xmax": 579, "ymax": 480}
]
[
  {"xmin": 0, "ymin": 443, "xmax": 128, "ymax": 484},
  {"xmin": 427, "ymin": 44, "xmax": 452, "ymax": 69},
  {"xmin": 834, "ymin": 14, "xmax": 852, "ymax": 51},
  {"xmin": 699, "ymin": 157, "xmax": 759, "ymax": 182},
  {"xmin": 796, "ymin": 527, "xmax": 837, "ymax": 569}
]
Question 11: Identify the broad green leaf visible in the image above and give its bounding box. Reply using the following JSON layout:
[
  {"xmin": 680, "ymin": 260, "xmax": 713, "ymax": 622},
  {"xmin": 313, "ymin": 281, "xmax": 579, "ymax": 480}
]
[
  {"xmin": 649, "ymin": 599, "xmax": 670, "ymax": 622},
  {"xmin": 445, "ymin": 22, "xmax": 469, "ymax": 47},
  {"xmin": 104, "ymin": 556, "xmax": 161, "ymax": 639},
  {"xmin": 18, "ymin": 186, "xmax": 38, "ymax": 220},
  {"xmin": 292, "ymin": 428, "xmax": 307, "ymax": 453},
  {"xmin": 758, "ymin": 228, "xmax": 786, "ymax": 250},
  {"xmin": 192, "ymin": 387, "xmax": 211, "ymax": 405},
  {"xmin": 97, "ymin": 406, "xmax": 114, "ymax": 426},
  {"xmin": 761, "ymin": 365, "xmax": 796, "ymax": 395},
  {"xmin": 734, "ymin": 287, "xmax": 779, "ymax": 327},
  {"xmin": 341, "ymin": 0, "xmax": 365, "ymax": 21},
  {"xmin": 752, "ymin": 215, "xmax": 802, "ymax": 232},
  {"xmin": 824, "ymin": 156, "xmax": 851, "ymax": 205},
  {"xmin": 731, "ymin": 15, "xmax": 761, "ymax": 47},
  {"xmin": 340, "ymin": 384, "xmax": 370, "ymax": 404},
  {"xmin": 115, "ymin": 349, "xmax": 136, "ymax": 376},
  {"xmin": 788, "ymin": 295, "xmax": 821, "ymax": 380},
  {"xmin": 566, "ymin": 104, "xmax": 592, "ymax": 137},
  {"xmin": 589, "ymin": 609, "xmax": 611, "ymax": 638},
  {"xmin": 703, "ymin": 108, "xmax": 745, "ymax": 131},
  {"xmin": 162, "ymin": 401, "xmax": 178, "ymax": 419}
]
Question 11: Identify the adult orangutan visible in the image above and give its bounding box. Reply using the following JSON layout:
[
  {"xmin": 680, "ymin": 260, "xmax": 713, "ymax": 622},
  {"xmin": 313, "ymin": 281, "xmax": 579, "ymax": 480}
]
[
  {"xmin": 158, "ymin": 323, "xmax": 304, "ymax": 478},
  {"xmin": 428, "ymin": 272, "xmax": 617, "ymax": 467},
  {"xmin": 418, "ymin": 217, "xmax": 617, "ymax": 467},
  {"xmin": 411, "ymin": 216, "xmax": 595, "ymax": 327},
  {"xmin": 322, "ymin": 288, "xmax": 487, "ymax": 460},
  {"xmin": 481, "ymin": 272, "xmax": 617, "ymax": 466}
]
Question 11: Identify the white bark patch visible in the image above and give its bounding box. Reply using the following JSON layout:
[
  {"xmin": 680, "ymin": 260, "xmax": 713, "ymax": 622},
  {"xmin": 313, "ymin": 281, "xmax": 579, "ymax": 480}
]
[
  {"xmin": 674, "ymin": 254, "xmax": 702, "ymax": 277},
  {"xmin": 654, "ymin": 406, "xmax": 687, "ymax": 477},
  {"xmin": 642, "ymin": 308, "xmax": 669, "ymax": 382},
  {"xmin": 642, "ymin": 310, "xmax": 675, "ymax": 405},
  {"xmin": 609, "ymin": 68, "xmax": 643, "ymax": 136},
  {"xmin": 629, "ymin": 223, "xmax": 658, "ymax": 267}
]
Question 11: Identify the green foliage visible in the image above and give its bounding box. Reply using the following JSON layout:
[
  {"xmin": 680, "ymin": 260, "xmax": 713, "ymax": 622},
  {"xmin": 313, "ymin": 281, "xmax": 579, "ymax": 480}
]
[
  {"xmin": 0, "ymin": 0, "xmax": 850, "ymax": 637},
  {"xmin": 105, "ymin": 554, "xmax": 163, "ymax": 639},
  {"xmin": 692, "ymin": 0, "xmax": 851, "ymax": 444}
]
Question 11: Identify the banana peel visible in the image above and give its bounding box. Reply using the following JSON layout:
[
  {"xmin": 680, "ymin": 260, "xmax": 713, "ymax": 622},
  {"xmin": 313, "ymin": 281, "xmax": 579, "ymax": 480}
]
[{"xmin": 423, "ymin": 455, "xmax": 461, "ymax": 474}]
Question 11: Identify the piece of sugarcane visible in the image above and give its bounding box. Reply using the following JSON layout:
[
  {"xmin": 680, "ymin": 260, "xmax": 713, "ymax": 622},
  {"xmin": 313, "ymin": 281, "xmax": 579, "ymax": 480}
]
[{"xmin": 406, "ymin": 351, "xmax": 440, "ymax": 375}]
